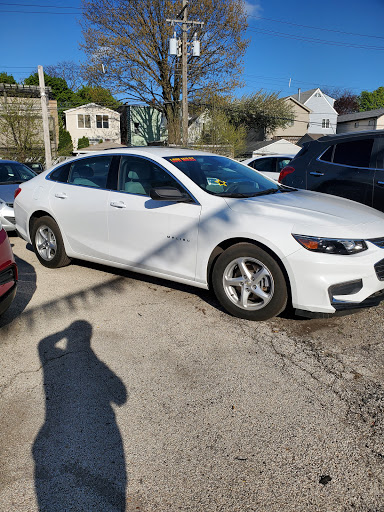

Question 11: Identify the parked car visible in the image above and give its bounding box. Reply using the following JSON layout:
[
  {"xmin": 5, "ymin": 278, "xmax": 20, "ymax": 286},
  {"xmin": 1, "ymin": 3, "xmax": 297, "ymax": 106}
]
[
  {"xmin": 0, "ymin": 223, "xmax": 18, "ymax": 316},
  {"xmin": 242, "ymin": 154, "xmax": 294, "ymax": 180},
  {"xmin": 23, "ymin": 162, "xmax": 44, "ymax": 174},
  {"xmin": 14, "ymin": 148, "xmax": 384, "ymax": 321},
  {"xmin": 0, "ymin": 160, "xmax": 37, "ymax": 231},
  {"xmin": 279, "ymin": 130, "xmax": 384, "ymax": 212}
]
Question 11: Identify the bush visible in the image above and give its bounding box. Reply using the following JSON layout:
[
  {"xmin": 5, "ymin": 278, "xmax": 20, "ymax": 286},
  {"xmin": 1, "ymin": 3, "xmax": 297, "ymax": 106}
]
[
  {"xmin": 77, "ymin": 136, "xmax": 90, "ymax": 149},
  {"xmin": 58, "ymin": 125, "xmax": 73, "ymax": 155}
]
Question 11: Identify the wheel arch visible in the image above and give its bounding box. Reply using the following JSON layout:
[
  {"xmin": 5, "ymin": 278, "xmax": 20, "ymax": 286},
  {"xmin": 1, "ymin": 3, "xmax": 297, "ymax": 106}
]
[
  {"xmin": 207, "ymin": 237, "xmax": 292, "ymax": 303},
  {"xmin": 28, "ymin": 210, "xmax": 56, "ymax": 238}
]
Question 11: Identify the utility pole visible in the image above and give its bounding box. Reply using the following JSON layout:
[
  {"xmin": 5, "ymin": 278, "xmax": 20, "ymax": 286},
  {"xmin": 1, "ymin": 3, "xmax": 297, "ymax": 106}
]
[
  {"xmin": 38, "ymin": 65, "xmax": 52, "ymax": 168},
  {"xmin": 181, "ymin": 0, "xmax": 188, "ymax": 147},
  {"xmin": 167, "ymin": 2, "xmax": 203, "ymax": 146}
]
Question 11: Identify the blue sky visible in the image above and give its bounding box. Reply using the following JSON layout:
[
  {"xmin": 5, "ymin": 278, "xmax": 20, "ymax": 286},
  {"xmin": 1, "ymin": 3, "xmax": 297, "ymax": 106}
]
[{"xmin": 0, "ymin": 0, "xmax": 383, "ymax": 99}]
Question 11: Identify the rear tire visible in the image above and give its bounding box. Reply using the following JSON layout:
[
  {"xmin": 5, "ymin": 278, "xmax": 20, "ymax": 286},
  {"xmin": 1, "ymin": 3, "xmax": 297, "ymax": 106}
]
[
  {"xmin": 31, "ymin": 216, "xmax": 71, "ymax": 268},
  {"xmin": 212, "ymin": 243, "xmax": 287, "ymax": 321}
]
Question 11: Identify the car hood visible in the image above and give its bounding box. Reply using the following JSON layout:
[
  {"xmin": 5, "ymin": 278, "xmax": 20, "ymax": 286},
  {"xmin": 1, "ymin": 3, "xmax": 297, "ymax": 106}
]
[
  {"xmin": 0, "ymin": 184, "xmax": 19, "ymax": 204},
  {"xmin": 224, "ymin": 189, "xmax": 384, "ymax": 239}
]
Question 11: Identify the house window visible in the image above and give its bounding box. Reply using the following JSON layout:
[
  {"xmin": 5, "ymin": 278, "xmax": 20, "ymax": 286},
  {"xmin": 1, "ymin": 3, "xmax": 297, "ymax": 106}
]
[
  {"xmin": 315, "ymin": 92, "xmax": 321, "ymax": 97},
  {"xmin": 96, "ymin": 115, "xmax": 109, "ymax": 129},
  {"xmin": 133, "ymin": 122, "xmax": 140, "ymax": 134},
  {"xmin": 368, "ymin": 120, "xmax": 375, "ymax": 126},
  {"xmin": 354, "ymin": 122, "xmax": 359, "ymax": 128},
  {"xmin": 322, "ymin": 119, "xmax": 330, "ymax": 128},
  {"xmin": 78, "ymin": 114, "xmax": 91, "ymax": 128}
]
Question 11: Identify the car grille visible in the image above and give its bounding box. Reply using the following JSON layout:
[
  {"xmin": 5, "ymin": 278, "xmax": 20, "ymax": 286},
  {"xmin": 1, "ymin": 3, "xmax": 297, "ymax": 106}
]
[
  {"xmin": 369, "ymin": 237, "xmax": 384, "ymax": 249},
  {"xmin": 374, "ymin": 258, "xmax": 384, "ymax": 281},
  {"xmin": 4, "ymin": 216, "xmax": 16, "ymax": 225}
]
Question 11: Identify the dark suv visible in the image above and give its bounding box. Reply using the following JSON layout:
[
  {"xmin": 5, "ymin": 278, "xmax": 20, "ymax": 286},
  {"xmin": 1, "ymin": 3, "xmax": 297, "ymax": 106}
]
[{"xmin": 279, "ymin": 130, "xmax": 384, "ymax": 212}]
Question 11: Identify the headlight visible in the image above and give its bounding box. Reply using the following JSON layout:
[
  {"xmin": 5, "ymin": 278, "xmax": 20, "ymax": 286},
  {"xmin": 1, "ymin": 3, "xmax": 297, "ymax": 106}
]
[{"xmin": 292, "ymin": 234, "xmax": 367, "ymax": 255}]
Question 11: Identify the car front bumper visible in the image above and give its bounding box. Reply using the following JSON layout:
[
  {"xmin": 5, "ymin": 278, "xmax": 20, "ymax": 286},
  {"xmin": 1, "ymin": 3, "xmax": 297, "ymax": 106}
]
[
  {"xmin": 0, "ymin": 203, "xmax": 16, "ymax": 231},
  {"xmin": 284, "ymin": 242, "xmax": 384, "ymax": 315}
]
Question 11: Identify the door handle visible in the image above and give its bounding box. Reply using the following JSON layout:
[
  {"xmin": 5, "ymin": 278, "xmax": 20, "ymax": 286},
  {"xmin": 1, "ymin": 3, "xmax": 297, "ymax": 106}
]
[
  {"xmin": 55, "ymin": 193, "xmax": 67, "ymax": 199},
  {"xmin": 110, "ymin": 201, "xmax": 126, "ymax": 209},
  {"xmin": 309, "ymin": 172, "xmax": 324, "ymax": 176}
]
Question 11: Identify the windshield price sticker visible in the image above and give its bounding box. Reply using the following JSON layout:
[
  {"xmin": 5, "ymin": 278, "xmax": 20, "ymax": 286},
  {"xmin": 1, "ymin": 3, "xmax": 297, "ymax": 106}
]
[{"xmin": 170, "ymin": 157, "xmax": 197, "ymax": 162}]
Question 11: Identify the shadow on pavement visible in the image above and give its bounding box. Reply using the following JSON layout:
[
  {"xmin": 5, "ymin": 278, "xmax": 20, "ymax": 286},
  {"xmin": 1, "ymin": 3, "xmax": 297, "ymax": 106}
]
[{"xmin": 33, "ymin": 320, "xmax": 128, "ymax": 511}]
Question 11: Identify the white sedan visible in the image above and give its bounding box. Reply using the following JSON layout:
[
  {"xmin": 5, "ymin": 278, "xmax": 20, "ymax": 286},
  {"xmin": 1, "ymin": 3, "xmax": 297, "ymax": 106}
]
[
  {"xmin": 14, "ymin": 147, "xmax": 384, "ymax": 321},
  {"xmin": 242, "ymin": 154, "xmax": 295, "ymax": 180}
]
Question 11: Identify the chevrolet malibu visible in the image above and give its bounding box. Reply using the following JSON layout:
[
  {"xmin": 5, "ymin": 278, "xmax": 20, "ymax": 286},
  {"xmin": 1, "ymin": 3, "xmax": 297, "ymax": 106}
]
[{"xmin": 14, "ymin": 148, "xmax": 384, "ymax": 321}]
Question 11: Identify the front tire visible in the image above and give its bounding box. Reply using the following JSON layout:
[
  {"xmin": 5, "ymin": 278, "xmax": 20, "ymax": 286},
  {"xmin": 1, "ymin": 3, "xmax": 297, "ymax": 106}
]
[
  {"xmin": 212, "ymin": 243, "xmax": 287, "ymax": 321},
  {"xmin": 31, "ymin": 216, "xmax": 71, "ymax": 268}
]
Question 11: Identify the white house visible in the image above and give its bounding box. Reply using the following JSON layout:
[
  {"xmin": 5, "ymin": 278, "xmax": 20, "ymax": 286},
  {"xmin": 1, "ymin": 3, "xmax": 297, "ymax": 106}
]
[
  {"xmin": 64, "ymin": 103, "xmax": 121, "ymax": 150},
  {"xmin": 290, "ymin": 88, "xmax": 338, "ymax": 135}
]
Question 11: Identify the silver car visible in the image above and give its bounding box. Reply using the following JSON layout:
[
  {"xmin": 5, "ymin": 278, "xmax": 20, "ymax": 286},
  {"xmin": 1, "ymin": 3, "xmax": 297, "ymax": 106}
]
[{"xmin": 0, "ymin": 160, "xmax": 36, "ymax": 231}]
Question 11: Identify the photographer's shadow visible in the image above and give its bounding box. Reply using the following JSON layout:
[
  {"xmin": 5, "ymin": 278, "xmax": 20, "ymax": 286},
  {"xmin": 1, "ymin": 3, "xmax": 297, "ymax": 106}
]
[{"xmin": 33, "ymin": 320, "xmax": 127, "ymax": 511}]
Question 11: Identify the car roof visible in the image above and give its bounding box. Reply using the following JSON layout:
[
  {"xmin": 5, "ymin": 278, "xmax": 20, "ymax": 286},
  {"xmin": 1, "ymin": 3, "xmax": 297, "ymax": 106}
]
[
  {"xmin": 0, "ymin": 159, "xmax": 24, "ymax": 164},
  {"xmin": 317, "ymin": 129, "xmax": 384, "ymax": 143},
  {"xmin": 251, "ymin": 154, "xmax": 295, "ymax": 158},
  {"xmin": 75, "ymin": 146, "xmax": 222, "ymax": 159}
]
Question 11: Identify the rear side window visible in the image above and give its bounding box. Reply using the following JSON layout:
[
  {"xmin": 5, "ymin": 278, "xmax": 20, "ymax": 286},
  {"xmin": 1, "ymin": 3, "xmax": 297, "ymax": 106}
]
[
  {"xmin": 68, "ymin": 156, "xmax": 113, "ymax": 189},
  {"xmin": 333, "ymin": 139, "xmax": 373, "ymax": 167},
  {"xmin": 49, "ymin": 163, "xmax": 71, "ymax": 183},
  {"xmin": 319, "ymin": 146, "xmax": 334, "ymax": 162},
  {"xmin": 251, "ymin": 158, "xmax": 275, "ymax": 173},
  {"xmin": 319, "ymin": 139, "xmax": 374, "ymax": 168}
]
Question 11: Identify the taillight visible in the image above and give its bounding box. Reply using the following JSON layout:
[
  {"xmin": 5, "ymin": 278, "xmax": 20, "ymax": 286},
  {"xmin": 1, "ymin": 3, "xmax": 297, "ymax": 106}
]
[
  {"xmin": 14, "ymin": 187, "xmax": 21, "ymax": 200},
  {"xmin": 278, "ymin": 166, "xmax": 295, "ymax": 183}
]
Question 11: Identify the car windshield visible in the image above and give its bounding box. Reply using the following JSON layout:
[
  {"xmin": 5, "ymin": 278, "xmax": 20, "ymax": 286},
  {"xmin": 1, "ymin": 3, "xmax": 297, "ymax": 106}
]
[
  {"xmin": 0, "ymin": 162, "xmax": 36, "ymax": 184},
  {"xmin": 165, "ymin": 155, "xmax": 292, "ymax": 197}
]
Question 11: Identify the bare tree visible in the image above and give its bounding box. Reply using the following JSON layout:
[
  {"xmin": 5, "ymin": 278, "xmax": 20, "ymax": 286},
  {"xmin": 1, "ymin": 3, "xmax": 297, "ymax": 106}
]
[
  {"xmin": 45, "ymin": 61, "xmax": 84, "ymax": 92},
  {"xmin": 80, "ymin": 0, "xmax": 249, "ymax": 144},
  {"xmin": 323, "ymin": 87, "xmax": 360, "ymax": 115},
  {"xmin": 0, "ymin": 97, "xmax": 45, "ymax": 161}
]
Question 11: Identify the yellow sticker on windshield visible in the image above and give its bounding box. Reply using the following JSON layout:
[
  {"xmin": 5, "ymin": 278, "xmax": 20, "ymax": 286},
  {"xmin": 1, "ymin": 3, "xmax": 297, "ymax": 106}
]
[{"xmin": 215, "ymin": 179, "xmax": 227, "ymax": 186}]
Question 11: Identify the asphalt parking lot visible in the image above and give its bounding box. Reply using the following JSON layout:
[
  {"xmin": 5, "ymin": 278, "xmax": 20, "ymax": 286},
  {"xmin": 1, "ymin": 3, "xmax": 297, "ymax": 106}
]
[{"xmin": 1, "ymin": 234, "xmax": 384, "ymax": 511}]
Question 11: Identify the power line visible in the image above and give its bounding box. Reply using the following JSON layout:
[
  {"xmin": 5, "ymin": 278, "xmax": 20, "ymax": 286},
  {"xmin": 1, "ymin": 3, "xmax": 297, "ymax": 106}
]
[
  {"xmin": 247, "ymin": 14, "xmax": 384, "ymax": 41},
  {"xmin": 0, "ymin": 2, "xmax": 82, "ymax": 8},
  {"xmin": 247, "ymin": 26, "xmax": 384, "ymax": 51},
  {"xmin": 0, "ymin": 9, "xmax": 80, "ymax": 14}
]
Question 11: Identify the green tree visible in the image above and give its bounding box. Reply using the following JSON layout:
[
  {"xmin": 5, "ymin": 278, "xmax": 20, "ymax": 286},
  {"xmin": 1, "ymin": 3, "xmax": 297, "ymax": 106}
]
[
  {"xmin": 76, "ymin": 85, "xmax": 121, "ymax": 109},
  {"xmin": 80, "ymin": 0, "xmax": 249, "ymax": 144},
  {"xmin": 0, "ymin": 72, "xmax": 17, "ymax": 84},
  {"xmin": 77, "ymin": 136, "xmax": 90, "ymax": 149},
  {"xmin": 359, "ymin": 86, "xmax": 384, "ymax": 111},
  {"xmin": 24, "ymin": 72, "xmax": 77, "ymax": 110},
  {"xmin": 223, "ymin": 92, "xmax": 294, "ymax": 137},
  {"xmin": 195, "ymin": 110, "xmax": 246, "ymax": 158}
]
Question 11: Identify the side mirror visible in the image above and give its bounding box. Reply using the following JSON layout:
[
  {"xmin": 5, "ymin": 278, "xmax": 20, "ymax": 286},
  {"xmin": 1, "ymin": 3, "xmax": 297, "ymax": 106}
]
[{"xmin": 150, "ymin": 187, "xmax": 193, "ymax": 203}]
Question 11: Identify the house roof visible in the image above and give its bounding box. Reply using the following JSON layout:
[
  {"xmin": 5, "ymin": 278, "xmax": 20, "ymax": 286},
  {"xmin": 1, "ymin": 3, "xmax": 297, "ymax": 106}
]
[
  {"xmin": 250, "ymin": 139, "xmax": 302, "ymax": 155},
  {"xmin": 64, "ymin": 102, "xmax": 120, "ymax": 115},
  {"xmin": 296, "ymin": 133, "xmax": 324, "ymax": 146},
  {"xmin": 337, "ymin": 108, "xmax": 384, "ymax": 123},
  {"xmin": 284, "ymin": 96, "xmax": 312, "ymax": 112},
  {"xmin": 290, "ymin": 88, "xmax": 318, "ymax": 105},
  {"xmin": 74, "ymin": 141, "xmax": 127, "ymax": 154}
]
